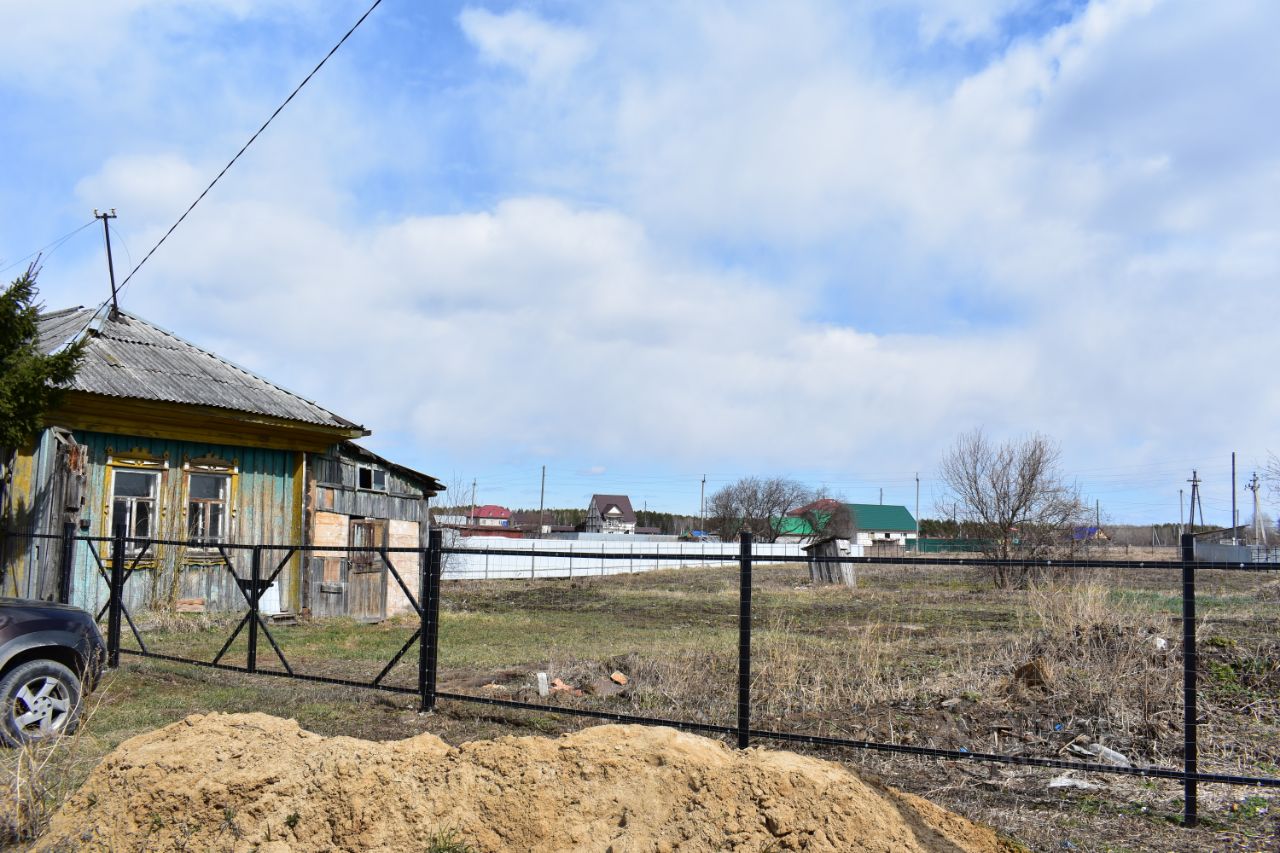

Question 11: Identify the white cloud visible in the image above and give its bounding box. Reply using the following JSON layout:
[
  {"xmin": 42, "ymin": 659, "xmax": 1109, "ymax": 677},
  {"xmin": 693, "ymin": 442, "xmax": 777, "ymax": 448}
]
[
  {"xmin": 87, "ymin": 173, "xmax": 1028, "ymax": 473},
  {"xmin": 74, "ymin": 154, "xmax": 206, "ymax": 223},
  {"xmin": 0, "ymin": 1, "xmax": 318, "ymax": 94},
  {"xmin": 909, "ymin": 0, "xmax": 1037, "ymax": 44},
  {"xmin": 458, "ymin": 7, "xmax": 592, "ymax": 82},
  {"xmin": 13, "ymin": 0, "xmax": 1280, "ymax": 518}
]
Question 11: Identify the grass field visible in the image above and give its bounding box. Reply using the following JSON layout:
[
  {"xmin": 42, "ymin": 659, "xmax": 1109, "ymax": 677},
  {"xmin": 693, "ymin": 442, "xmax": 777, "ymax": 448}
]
[{"xmin": 5, "ymin": 559, "xmax": 1279, "ymax": 851}]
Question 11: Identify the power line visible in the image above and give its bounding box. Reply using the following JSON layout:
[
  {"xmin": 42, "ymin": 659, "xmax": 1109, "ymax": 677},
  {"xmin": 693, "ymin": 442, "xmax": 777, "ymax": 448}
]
[
  {"xmin": 0, "ymin": 219, "xmax": 96, "ymax": 276},
  {"xmin": 115, "ymin": 0, "xmax": 386, "ymax": 298}
]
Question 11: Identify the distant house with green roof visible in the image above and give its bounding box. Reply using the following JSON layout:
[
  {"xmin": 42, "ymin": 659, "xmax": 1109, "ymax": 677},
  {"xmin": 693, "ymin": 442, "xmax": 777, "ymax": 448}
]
[
  {"xmin": 775, "ymin": 500, "xmax": 917, "ymax": 546},
  {"xmin": 846, "ymin": 503, "xmax": 917, "ymax": 546}
]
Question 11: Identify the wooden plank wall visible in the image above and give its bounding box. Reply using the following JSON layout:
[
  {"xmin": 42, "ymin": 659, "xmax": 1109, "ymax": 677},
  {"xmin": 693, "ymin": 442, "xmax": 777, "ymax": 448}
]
[
  {"xmin": 69, "ymin": 431, "xmax": 300, "ymax": 614},
  {"xmin": 308, "ymin": 452, "xmax": 428, "ymax": 522},
  {"xmin": 0, "ymin": 433, "xmax": 53, "ymax": 599},
  {"xmin": 302, "ymin": 446, "xmax": 429, "ymax": 619}
]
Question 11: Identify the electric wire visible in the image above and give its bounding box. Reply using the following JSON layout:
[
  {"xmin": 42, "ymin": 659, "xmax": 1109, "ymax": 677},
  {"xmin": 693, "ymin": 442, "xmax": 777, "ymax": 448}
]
[
  {"xmin": 114, "ymin": 0, "xmax": 386, "ymax": 298},
  {"xmin": 0, "ymin": 219, "xmax": 96, "ymax": 276}
]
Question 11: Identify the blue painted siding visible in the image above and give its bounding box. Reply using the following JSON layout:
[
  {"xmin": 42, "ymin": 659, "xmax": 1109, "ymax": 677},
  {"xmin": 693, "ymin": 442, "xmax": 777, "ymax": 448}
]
[{"xmin": 69, "ymin": 431, "xmax": 301, "ymax": 614}]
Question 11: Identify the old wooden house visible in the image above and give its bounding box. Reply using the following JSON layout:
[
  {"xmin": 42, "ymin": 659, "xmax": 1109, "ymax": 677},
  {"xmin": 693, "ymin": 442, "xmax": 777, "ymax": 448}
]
[{"xmin": 0, "ymin": 306, "xmax": 440, "ymax": 616}]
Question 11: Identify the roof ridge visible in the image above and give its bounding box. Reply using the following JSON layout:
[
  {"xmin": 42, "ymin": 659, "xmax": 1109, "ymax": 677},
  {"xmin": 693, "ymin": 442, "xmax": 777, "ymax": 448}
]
[{"xmin": 38, "ymin": 306, "xmax": 86, "ymax": 320}]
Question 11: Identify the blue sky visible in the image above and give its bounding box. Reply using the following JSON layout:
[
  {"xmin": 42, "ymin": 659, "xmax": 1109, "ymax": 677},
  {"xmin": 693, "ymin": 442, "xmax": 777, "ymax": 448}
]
[{"xmin": 2, "ymin": 1, "xmax": 1277, "ymax": 525}]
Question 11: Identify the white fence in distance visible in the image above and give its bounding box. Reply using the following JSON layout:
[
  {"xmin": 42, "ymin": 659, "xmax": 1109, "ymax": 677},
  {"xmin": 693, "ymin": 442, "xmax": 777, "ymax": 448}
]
[
  {"xmin": 442, "ymin": 537, "xmax": 809, "ymax": 580},
  {"xmin": 1194, "ymin": 541, "xmax": 1280, "ymax": 564}
]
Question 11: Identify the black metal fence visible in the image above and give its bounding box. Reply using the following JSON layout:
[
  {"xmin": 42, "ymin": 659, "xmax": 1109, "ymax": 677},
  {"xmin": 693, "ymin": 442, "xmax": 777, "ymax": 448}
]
[{"xmin": 3, "ymin": 524, "xmax": 1278, "ymax": 829}]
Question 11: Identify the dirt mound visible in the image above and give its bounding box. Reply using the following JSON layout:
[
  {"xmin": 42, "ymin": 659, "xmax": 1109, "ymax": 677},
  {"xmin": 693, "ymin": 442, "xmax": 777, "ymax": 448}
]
[{"xmin": 38, "ymin": 713, "xmax": 1013, "ymax": 852}]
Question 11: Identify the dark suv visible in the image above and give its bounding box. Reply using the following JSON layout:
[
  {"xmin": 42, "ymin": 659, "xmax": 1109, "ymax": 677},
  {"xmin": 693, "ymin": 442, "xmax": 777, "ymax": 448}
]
[{"xmin": 0, "ymin": 598, "xmax": 106, "ymax": 746}]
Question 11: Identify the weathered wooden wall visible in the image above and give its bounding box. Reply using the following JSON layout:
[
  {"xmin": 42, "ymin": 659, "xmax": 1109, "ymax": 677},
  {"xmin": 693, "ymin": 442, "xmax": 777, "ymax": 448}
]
[
  {"xmin": 309, "ymin": 453, "xmax": 428, "ymax": 521},
  {"xmin": 302, "ymin": 446, "xmax": 430, "ymax": 620},
  {"xmin": 1, "ymin": 434, "xmax": 54, "ymax": 600},
  {"xmin": 65, "ymin": 431, "xmax": 303, "ymax": 615}
]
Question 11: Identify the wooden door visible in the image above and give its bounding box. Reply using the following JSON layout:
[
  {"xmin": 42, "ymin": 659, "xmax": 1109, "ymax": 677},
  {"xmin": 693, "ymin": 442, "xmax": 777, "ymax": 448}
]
[{"xmin": 348, "ymin": 519, "xmax": 387, "ymax": 622}]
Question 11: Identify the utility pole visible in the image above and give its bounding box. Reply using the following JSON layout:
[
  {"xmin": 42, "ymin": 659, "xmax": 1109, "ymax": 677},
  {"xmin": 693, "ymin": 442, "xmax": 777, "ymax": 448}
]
[
  {"xmin": 700, "ymin": 475, "xmax": 706, "ymax": 533},
  {"xmin": 1187, "ymin": 471, "xmax": 1201, "ymax": 531},
  {"xmin": 914, "ymin": 472, "xmax": 920, "ymax": 553},
  {"xmin": 1246, "ymin": 472, "xmax": 1266, "ymax": 546},
  {"xmin": 537, "ymin": 465, "xmax": 546, "ymax": 536},
  {"xmin": 879, "ymin": 487, "xmax": 883, "ymax": 505},
  {"xmin": 94, "ymin": 209, "xmax": 119, "ymax": 314},
  {"xmin": 470, "ymin": 479, "xmax": 477, "ymax": 526},
  {"xmin": 1231, "ymin": 452, "xmax": 1238, "ymax": 545},
  {"xmin": 1179, "ymin": 489, "xmax": 1184, "ymax": 537}
]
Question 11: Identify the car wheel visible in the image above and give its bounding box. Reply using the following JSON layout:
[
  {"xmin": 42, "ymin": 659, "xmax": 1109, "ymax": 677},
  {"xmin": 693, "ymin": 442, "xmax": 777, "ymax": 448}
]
[{"xmin": 0, "ymin": 660, "xmax": 83, "ymax": 747}]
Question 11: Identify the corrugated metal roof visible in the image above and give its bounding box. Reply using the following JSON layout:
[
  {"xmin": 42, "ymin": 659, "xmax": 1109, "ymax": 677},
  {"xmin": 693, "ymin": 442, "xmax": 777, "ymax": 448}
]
[
  {"xmin": 847, "ymin": 503, "xmax": 917, "ymax": 532},
  {"xmin": 773, "ymin": 516, "xmax": 816, "ymax": 536},
  {"xmin": 37, "ymin": 307, "xmax": 364, "ymax": 431}
]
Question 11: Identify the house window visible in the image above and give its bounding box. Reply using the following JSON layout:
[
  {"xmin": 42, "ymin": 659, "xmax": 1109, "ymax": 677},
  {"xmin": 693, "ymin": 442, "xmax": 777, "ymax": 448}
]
[
  {"xmin": 188, "ymin": 473, "xmax": 229, "ymax": 545},
  {"xmin": 111, "ymin": 470, "xmax": 159, "ymax": 547},
  {"xmin": 357, "ymin": 465, "xmax": 387, "ymax": 492}
]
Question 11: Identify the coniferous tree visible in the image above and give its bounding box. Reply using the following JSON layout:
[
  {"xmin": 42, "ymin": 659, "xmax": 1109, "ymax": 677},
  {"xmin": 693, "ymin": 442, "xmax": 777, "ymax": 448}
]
[{"xmin": 1, "ymin": 266, "xmax": 85, "ymax": 449}]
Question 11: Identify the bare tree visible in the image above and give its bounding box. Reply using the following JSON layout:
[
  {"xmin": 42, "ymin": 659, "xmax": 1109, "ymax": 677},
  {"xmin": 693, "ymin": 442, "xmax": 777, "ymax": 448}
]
[
  {"xmin": 795, "ymin": 497, "xmax": 854, "ymax": 541},
  {"xmin": 428, "ymin": 474, "xmax": 470, "ymax": 526},
  {"xmin": 708, "ymin": 477, "xmax": 815, "ymax": 542},
  {"xmin": 939, "ymin": 429, "xmax": 1087, "ymax": 587}
]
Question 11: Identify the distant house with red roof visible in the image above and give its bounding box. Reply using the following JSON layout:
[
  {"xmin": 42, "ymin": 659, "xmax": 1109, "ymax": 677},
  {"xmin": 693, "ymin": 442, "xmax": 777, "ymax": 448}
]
[
  {"xmin": 584, "ymin": 494, "xmax": 637, "ymax": 534},
  {"xmin": 468, "ymin": 504, "xmax": 512, "ymax": 528}
]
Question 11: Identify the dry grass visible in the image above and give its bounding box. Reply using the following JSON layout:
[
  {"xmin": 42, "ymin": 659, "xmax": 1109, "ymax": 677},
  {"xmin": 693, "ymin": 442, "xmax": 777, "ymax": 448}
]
[
  {"xmin": 133, "ymin": 607, "xmax": 243, "ymax": 634},
  {"xmin": 0, "ymin": 689, "xmax": 107, "ymax": 845},
  {"xmin": 752, "ymin": 617, "xmax": 913, "ymax": 716},
  {"xmin": 1009, "ymin": 578, "xmax": 1183, "ymax": 762},
  {"xmin": 520, "ymin": 574, "xmax": 1193, "ymax": 767},
  {"xmin": 15, "ymin": 560, "xmax": 1280, "ymax": 851},
  {"xmin": 459, "ymin": 565, "xmax": 1272, "ymax": 777}
]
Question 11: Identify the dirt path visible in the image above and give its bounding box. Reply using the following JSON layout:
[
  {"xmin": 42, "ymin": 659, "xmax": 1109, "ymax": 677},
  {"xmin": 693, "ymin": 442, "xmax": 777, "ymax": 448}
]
[{"xmin": 38, "ymin": 713, "xmax": 1017, "ymax": 852}]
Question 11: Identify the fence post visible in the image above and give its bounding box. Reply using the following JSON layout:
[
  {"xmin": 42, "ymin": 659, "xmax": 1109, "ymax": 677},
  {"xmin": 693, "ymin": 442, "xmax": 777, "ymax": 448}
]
[
  {"xmin": 422, "ymin": 529, "xmax": 443, "ymax": 712},
  {"xmin": 419, "ymin": 532, "xmax": 435, "ymax": 711},
  {"xmin": 107, "ymin": 522, "xmax": 125, "ymax": 668},
  {"xmin": 247, "ymin": 546, "xmax": 261, "ymax": 674},
  {"xmin": 58, "ymin": 520, "xmax": 76, "ymax": 604},
  {"xmin": 737, "ymin": 530, "xmax": 753, "ymax": 749},
  {"xmin": 1180, "ymin": 533, "xmax": 1198, "ymax": 827}
]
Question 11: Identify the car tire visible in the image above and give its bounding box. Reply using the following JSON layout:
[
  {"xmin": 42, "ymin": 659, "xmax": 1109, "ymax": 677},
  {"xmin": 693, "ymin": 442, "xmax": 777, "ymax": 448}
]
[{"xmin": 0, "ymin": 659, "xmax": 83, "ymax": 747}]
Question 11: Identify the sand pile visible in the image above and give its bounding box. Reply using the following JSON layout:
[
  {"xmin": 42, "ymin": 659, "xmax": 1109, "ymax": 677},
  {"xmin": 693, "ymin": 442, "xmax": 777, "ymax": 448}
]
[{"xmin": 38, "ymin": 713, "xmax": 1013, "ymax": 852}]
